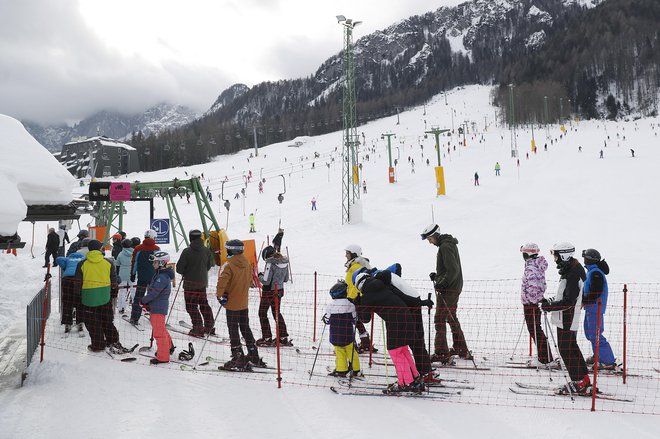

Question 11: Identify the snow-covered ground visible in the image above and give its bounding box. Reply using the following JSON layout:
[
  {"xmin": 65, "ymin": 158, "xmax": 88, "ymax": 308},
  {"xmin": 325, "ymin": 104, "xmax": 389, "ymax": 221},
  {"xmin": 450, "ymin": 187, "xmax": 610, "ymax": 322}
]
[{"xmin": 1, "ymin": 85, "xmax": 659, "ymax": 438}]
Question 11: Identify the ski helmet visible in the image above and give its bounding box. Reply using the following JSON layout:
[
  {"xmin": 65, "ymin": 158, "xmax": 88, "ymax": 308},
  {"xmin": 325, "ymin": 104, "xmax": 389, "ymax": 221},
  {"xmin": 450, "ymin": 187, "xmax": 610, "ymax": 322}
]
[
  {"xmin": 550, "ymin": 242, "xmax": 575, "ymax": 262},
  {"xmin": 262, "ymin": 245, "xmax": 276, "ymax": 260},
  {"xmin": 145, "ymin": 229, "xmax": 157, "ymax": 239},
  {"xmin": 112, "ymin": 233, "xmax": 122, "ymax": 241},
  {"xmin": 225, "ymin": 239, "xmax": 244, "ymax": 256},
  {"xmin": 581, "ymin": 248, "xmax": 601, "ymax": 264},
  {"xmin": 189, "ymin": 229, "xmax": 203, "ymax": 241},
  {"xmin": 329, "ymin": 280, "xmax": 348, "ymax": 299},
  {"xmin": 344, "ymin": 244, "xmax": 362, "ymax": 257},
  {"xmin": 80, "ymin": 238, "xmax": 91, "ymax": 248},
  {"xmin": 87, "ymin": 240, "xmax": 103, "ymax": 252},
  {"xmin": 354, "ymin": 272, "xmax": 370, "ymax": 291},
  {"xmin": 520, "ymin": 243, "xmax": 540, "ymax": 259},
  {"xmin": 121, "ymin": 238, "xmax": 132, "ymax": 248},
  {"xmin": 77, "ymin": 230, "xmax": 89, "ymax": 238},
  {"xmin": 131, "ymin": 237, "xmax": 141, "ymax": 248},
  {"xmin": 421, "ymin": 224, "xmax": 440, "ymax": 240},
  {"xmin": 149, "ymin": 251, "xmax": 170, "ymax": 267}
]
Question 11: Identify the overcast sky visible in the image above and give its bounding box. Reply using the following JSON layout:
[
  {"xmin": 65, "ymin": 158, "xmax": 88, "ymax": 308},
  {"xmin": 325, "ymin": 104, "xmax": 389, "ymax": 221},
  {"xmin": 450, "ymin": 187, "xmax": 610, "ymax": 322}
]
[{"xmin": 0, "ymin": 0, "xmax": 463, "ymax": 126}]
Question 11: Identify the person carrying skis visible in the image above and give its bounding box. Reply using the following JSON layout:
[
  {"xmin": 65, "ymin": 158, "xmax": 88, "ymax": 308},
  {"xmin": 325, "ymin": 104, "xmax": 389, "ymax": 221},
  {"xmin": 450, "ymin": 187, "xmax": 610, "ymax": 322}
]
[
  {"xmin": 176, "ymin": 229, "xmax": 216, "ymax": 336},
  {"xmin": 44, "ymin": 228, "xmax": 60, "ymax": 268},
  {"xmin": 56, "ymin": 241, "xmax": 88, "ymax": 333},
  {"xmin": 581, "ymin": 248, "xmax": 617, "ymax": 370},
  {"xmin": 216, "ymin": 239, "xmax": 266, "ymax": 369},
  {"xmin": 519, "ymin": 243, "xmax": 556, "ymax": 368},
  {"xmin": 256, "ymin": 246, "xmax": 291, "ymax": 346},
  {"xmin": 353, "ymin": 271, "xmax": 424, "ymax": 394},
  {"xmin": 323, "ymin": 280, "xmax": 361, "ymax": 377},
  {"xmin": 344, "ymin": 244, "xmax": 376, "ymax": 353},
  {"xmin": 421, "ymin": 224, "xmax": 470, "ymax": 363},
  {"xmin": 140, "ymin": 251, "xmax": 174, "ymax": 364},
  {"xmin": 129, "ymin": 229, "xmax": 160, "ymax": 326},
  {"xmin": 115, "ymin": 239, "xmax": 134, "ymax": 315},
  {"xmin": 540, "ymin": 242, "xmax": 591, "ymax": 394}
]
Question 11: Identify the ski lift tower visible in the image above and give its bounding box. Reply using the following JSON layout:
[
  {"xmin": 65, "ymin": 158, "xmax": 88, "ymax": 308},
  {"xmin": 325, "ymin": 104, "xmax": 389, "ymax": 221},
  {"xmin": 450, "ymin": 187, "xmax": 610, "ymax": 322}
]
[{"xmin": 337, "ymin": 15, "xmax": 362, "ymax": 224}]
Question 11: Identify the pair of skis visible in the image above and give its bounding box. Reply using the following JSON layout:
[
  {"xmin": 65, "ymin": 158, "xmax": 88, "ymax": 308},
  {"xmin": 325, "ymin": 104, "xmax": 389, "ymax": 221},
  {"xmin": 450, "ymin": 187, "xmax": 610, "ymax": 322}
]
[{"xmin": 509, "ymin": 382, "xmax": 634, "ymax": 402}]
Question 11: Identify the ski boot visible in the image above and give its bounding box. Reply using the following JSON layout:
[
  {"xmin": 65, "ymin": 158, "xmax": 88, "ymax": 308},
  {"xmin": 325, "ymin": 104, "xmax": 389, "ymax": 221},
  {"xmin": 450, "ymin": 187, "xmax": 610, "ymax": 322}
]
[
  {"xmin": 279, "ymin": 337, "xmax": 294, "ymax": 347},
  {"xmin": 557, "ymin": 375, "xmax": 592, "ymax": 395},
  {"xmin": 585, "ymin": 355, "xmax": 595, "ymax": 366},
  {"xmin": 422, "ymin": 372, "xmax": 443, "ymax": 384},
  {"xmin": 188, "ymin": 327, "xmax": 205, "ymax": 337},
  {"xmin": 383, "ymin": 382, "xmax": 410, "ymax": 395},
  {"xmin": 408, "ymin": 378, "xmax": 426, "ymax": 394},
  {"xmin": 223, "ymin": 346, "xmax": 250, "ymax": 370},
  {"xmin": 357, "ymin": 334, "xmax": 377, "ymax": 353},
  {"xmin": 256, "ymin": 337, "xmax": 274, "ymax": 347},
  {"xmin": 64, "ymin": 324, "xmax": 71, "ymax": 333},
  {"xmin": 597, "ymin": 362, "xmax": 619, "ymax": 371},
  {"xmin": 450, "ymin": 348, "xmax": 473, "ymax": 360},
  {"xmin": 77, "ymin": 323, "xmax": 84, "ymax": 332},
  {"xmin": 327, "ymin": 370, "xmax": 348, "ymax": 377},
  {"xmin": 150, "ymin": 358, "xmax": 168, "ymax": 365},
  {"xmin": 203, "ymin": 327, "xmax": 216, "ymax": 336},
  {"xmin": 246, "ymin": 345, "xmax": 267, "ymax": 368},
  {"xmin": 430, "ymin": 352, "xmax": 454, "ymax": 365}
]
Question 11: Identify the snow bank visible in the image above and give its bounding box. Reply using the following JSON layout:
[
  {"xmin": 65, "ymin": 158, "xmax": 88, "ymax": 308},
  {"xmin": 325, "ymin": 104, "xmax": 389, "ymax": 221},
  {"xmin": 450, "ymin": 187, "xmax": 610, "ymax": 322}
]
[{"xmin": 0, "ymin": 114, "xmax": 75, "ymax": 235}]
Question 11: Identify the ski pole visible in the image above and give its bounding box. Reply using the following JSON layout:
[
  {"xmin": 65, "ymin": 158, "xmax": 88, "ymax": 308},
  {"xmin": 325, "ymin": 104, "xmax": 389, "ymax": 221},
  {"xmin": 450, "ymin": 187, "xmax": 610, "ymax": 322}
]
[
  {"xmin": 543, "ymin": 310, "xmax": 573, "ymax": 401},
  {"xmin": 510, "ymin": 319, "xmax": 526, "ymax": 360},
  {"xmin": 539, "ymin": 308, "xmax": 554, "ymax": 382},
  {"xmin": 193, "ymin": 304, "xmax": 224, "ymax": 370},
  {"xmin": 531, "ymin": 307, "xmax": 540, "ymax": 373},
  {"xmin": 165, "ymin": 276, "xmax": 183, "ymax": 326},
  {"xmin": 427, "ymin": 293, "xmax": 432, "ymax": 371},
  {"xmin": 309, "ymin": 320, "xmax": 327, "ymax": 380}
]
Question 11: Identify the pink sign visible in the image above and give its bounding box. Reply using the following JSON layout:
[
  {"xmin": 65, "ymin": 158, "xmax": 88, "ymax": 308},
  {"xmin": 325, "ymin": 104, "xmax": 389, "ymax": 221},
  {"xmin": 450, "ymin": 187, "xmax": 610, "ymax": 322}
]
[{"xmin": 110, "ymin": 182, "xmax": 131, "ymax": 201}]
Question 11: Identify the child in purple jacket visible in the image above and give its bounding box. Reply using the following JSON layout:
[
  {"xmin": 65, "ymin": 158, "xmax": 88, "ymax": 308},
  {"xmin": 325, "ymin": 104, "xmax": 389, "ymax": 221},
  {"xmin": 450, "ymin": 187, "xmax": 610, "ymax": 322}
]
[
  {"xmin": 140, "ymin": 251, "xmax": 174, "ymax": 364},
  {"xmin": 520, "ymin": 243, "xmax": 556, "ymax": 368}
]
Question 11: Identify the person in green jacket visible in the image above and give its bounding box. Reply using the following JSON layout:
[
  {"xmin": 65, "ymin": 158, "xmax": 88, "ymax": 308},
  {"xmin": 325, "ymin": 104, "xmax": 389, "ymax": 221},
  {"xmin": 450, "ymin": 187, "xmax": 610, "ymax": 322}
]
[
  {"xmin": 74, "ymin": 240, "xmax": 122, "ymax": 352},
  {"xmin": 176, "ymin": 230, "xmax": 216, "ymax": 336},
  {"xmin": 421, "ymin": 224, "xmax": 470, "ymax": 364},
  {"xmin": 249, "ymin": 213, "xmax": 256, "ymax": 233},
  {"xmin": 494, "ymin": 162, "xmax": 501, "ymax": 176}
]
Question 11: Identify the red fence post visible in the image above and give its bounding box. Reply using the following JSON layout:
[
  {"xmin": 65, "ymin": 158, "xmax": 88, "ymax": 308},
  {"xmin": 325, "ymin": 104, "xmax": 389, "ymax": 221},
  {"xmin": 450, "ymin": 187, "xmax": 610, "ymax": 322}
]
[
  {"xmin": 40, "ymin": 264, "xmax": 51, "ymax": 363},
  {"xmin": 369, "ymin": 314, "xmax": 375, "ymax": 368},
  {"xmin": 591, "ymin": 299, "xmax": 603, "ymax": 412},
  {"xmin": 529, "ymin": 335, "xmax": 532, "ymax": 357},
  {"xmin": 623, "ymin": 284, "xmax": 627, "ymax": 385},
  {"xmin": 274, "ymin": 285, "xmax": 282, "ymax": 389},
  {"xmin": 313, "ymin": 271, "xmax": 317, "ymax": 343}
]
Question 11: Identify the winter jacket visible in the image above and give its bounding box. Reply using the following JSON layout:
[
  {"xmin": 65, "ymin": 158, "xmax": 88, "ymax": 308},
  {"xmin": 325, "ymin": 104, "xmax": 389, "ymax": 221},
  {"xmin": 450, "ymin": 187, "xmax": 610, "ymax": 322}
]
[
  {"xmin": 46, "ymin": 231, "xmax": 60, "ymax": 251},
  {"xmin": 374, "ymin": 270, "xmax": 422, "ymax": 306},
  {"xmin": 131, "ymin": 238, "xmax": 160, "ymax": 284},
  {"xmin": 259, "ymin": 254, "xmax": 289, "ymax": 294},
  {"xmin": 357, "ymin": 277, "xmax": 415, "ymax": 350},
  {"xmin": 325, "ymin": 298, "xmax": 356, "ymax": 347},
  {"xmin": 115, "ymin": 247, "xmax": 134, "ymax": 284},
  {"xmin": 216, "ymin": 253, "xmax": 252, "ymax": 311},
  {"xmin": 583, "ymin": 260, "xmax": 610, "ymax": 313},
  {"xmin": 141, "ymin": 268, "xmax": 174, "ymax": 315},
  {"xmin": 544, "ymin": 258, "xmax": 586, "ymax": 331},
  {"xmin": 111, "ymin": 242, "xmax": 122, "ymax": 260},
  {"xmin": 67, "ymin": 238, "xmax": 85, "ymax": 256},
  {"xmin": 176, "ymin": 238, "xmax": 214, "ymax": 291},
  {"xmin": 520, "ymin": 256, "xmax": 548, "ymax": 304},
  {"xmin": 433, "ymin": 234, "xmax": 463, "ymax": 298},
  {"xmin": 74, "ymin": 250, "xmax": 117, "ymax": 307},
  {"xmin": 56, "ymin": 252, "xmax": 86, "ymax": 278},
  {"xmin": 345, "ymin": 256, "xmax": 372, "ymax": 300}
]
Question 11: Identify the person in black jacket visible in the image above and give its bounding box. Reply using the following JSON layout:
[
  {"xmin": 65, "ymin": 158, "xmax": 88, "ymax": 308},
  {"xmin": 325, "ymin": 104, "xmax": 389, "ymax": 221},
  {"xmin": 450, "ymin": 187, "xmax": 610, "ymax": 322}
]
[
  {"xmin": 540, "ymin": 242, "xmax": 591, "ymax": 394},
  {"xmin": 176, "ymin": 230, "xmax": 216, "ymax": 336},
  {"xmin": 67, "ymin": 230, "xmax": 89, "ymax": 256},
  {"xmin": 354, "ymin": 271, "xmax": 424, "ymax": 394},
  {"xmin": 44, "ymin": 228, "xmax": 60, "ymax": 268}
]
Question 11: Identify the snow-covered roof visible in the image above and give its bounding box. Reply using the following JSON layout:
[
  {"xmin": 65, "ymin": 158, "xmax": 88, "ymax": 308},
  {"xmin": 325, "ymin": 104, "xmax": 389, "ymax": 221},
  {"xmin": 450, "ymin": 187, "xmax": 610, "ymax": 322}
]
[
  {"xmin": 64, "ymin": 135, "xmax": 136, "ymax": 151},
  {"xmin": 0, "ymin": 114, "xmax": 75, "ymax": 235}
]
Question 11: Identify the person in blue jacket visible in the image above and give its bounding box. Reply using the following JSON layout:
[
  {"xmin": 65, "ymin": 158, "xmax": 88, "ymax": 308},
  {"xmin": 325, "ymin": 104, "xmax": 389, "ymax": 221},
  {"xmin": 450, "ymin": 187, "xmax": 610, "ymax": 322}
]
[
  {"xmin": 56, "ymin": 242, "xmax": 88, "ymax": 333},
  {"xmin": 140, "ymin": 251, "xmax": 174, "ymax": 364},
  {"xmin": 581, "ymin": 248, "xmax": 616, "ymax": 370}
]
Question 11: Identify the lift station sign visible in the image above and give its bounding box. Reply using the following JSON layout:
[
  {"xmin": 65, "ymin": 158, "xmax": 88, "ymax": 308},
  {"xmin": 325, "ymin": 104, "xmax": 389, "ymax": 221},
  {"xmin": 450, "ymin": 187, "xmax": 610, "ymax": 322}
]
[{"xmin": 150, "ymin": 219, "xmax": 170, "ymax": 244}]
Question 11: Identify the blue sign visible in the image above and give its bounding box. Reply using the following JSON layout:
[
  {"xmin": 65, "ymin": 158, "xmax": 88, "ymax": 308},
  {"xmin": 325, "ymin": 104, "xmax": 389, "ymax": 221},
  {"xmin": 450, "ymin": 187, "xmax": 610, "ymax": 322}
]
[{"xmin": 150, "ymin": 219, "xmax": 170, "ymax": 244}]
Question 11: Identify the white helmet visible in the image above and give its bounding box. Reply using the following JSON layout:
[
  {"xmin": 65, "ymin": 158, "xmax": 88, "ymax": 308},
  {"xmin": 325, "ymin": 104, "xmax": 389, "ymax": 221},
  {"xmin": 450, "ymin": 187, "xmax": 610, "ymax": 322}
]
[
  {"xmin": 421, "ymin": 224, "xmax": 440, "ymax": 240},
  {"xmin": 149, "ymin": 251, "xmax": 170, "ymax": 267},
  {"xmin": 520, "ymin": 243, "xmax": 540, "ymax": 257},
  {"xmin": 551, "ymin": 242, "xmax": 575, "ymax": 262},
  {"xmin": 344, "ymin": 244, "xmax": 362, "ymax": 257},
  {"xmin": 354, "ymin": 272, "xmax": 370, "ymax": 291},
  {"xmin": 145, "ymin": 229, "xmax": 157, "ymax": 239}
]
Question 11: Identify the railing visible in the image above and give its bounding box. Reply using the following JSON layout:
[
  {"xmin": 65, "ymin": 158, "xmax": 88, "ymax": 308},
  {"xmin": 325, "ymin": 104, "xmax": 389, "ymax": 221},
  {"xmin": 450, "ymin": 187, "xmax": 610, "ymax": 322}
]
[{"xmin": 25, "ymin": 270, "xmax": 52, "ymax": 370}]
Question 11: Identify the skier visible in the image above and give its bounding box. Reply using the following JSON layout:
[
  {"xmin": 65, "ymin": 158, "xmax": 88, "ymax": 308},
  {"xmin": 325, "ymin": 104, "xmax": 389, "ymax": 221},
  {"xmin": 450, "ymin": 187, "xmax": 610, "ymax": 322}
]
[
  {"xmin": 421, "ymin": 224, "xmax": 470, "ymax": 363},
  {"xmin": 362, "ymin": 181, "xmax": 367, "ymax": 194},
  {"xmin": 494, "ymin": 162, "xmax": 501, "ymax": 176},
  {"xmin": 249, "ymin": 213, "xmax": 256, "ymax": 233},
  {"xmin": 258, "ymin": 181, "xmax": 263, "ymax": 193},
  {"xmin": 354, "ymin": 271, "xmax": 424, "ymax": 394},
  {"xmin": 56, "ymin": 241, "xmax": 87, "ymax": 333},
  {"xmin": 344, "ymin": 244, "xmax": 376, "ymax": 353},
  {"xmin": 44, "ymin": 228, "xmax": 60, "ymax": 267},
  {"xmin": 519, "ymin": 243, "xmax": 556, "ymax": 368},
  {"xmin": 67, "ymin": 230, "xmax": 89, "ymax": 256},
  {"xmin": 630, "ymin": 149, "xmax": 635, "ymax": 158},
  {"xmin": 140, "ymin": 251, "xmax": 174, "ymax": 364},
  {"xmin": 115, "ymin": 239, "xmax": 134, "ymax": 315},
  {"xmin": 74, "ymin": 240, "xmax": 123, "ymax": 353},
  {"xmin": 176, "ymin": 230, "xmax": 216, "ymax": 336},
  {"xmin": 323, "ymin": 280, "xmax": 361, "ymax": 377},
  {"xmin": 129, "ymin": 230, "xmax": 160, "ymax": 326},
  {"xmin": 272, "ymin": 228, "xmax": 284, "ymax": 253},
  {"xmin": 56, "ymin": 223, "xmax": 70, "ymax": 257},
  {"xmin": 599, "ymin": 150, "xmax": 604, "ymax": 159},
  {"xmin": 111, "ymin": 234, "xmax": 123, "ymax": 260},
  {"xmin": 207, "ymin": 190, "xmax": 213, "ymax": 202},
  {"xmin": 256, "ymin": 246, "xmax": 291, "ymax": 346},
  {"xmin": 216, "ymin": 239, "xmax": 266, "ymax": 369},
  {"xmin": 311, "ymin": 197, "xmax": 317, "ymax": 211},
  {"xmin": 581, "ymin": 248, "xmax": 617, "ymax": 370},
  {"xmin": 474, "ymin": 172, "xmax": 479, "ymax": 186},
  {"xmin": 540, "ymin": 242, "xmax": 591, "ymax": 394}
]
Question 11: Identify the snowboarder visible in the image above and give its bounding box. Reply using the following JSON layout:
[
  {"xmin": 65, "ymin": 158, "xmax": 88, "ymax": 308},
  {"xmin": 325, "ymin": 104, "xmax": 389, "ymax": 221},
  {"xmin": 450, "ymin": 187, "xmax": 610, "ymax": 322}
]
[
  {"xmin": 216, "ymin": 240, "xmax": 266, "ymax": 369},
  {"xmin": 323, "ymin": 280, "xmax": 361, "ymax": 377},
  {"xmin": 256, "ymin": 246, "xmax": 291, "ymax": 346},
  {"xmin": 519, "ymin": 243, "xmax": 556, "ymax": 368},
  {"xmin": 421, "ymin": 224, "xmax": 470, "ymax": 363},
  {"xmin": 44, "ymin": 228, "xmax": 59, "ymax": 267},
  {"xmin": 140, "ymin": 251, "xmax": 174, "ymax": 364},
  {"xmin": 129, "ymin": 230, "xmax": 160, "ymax": 325},
  {"xmin": 115, "ymin": 239, "xmax": 134, "ymax": 315},
  {"xmin": 176, "ymin": 230, "xmax": 216, "ymax": 336},
  {"xmin": 494, "ymin": 162, "xmax": 501, "ymax": 176},
  {"xmin": 344, "ymin": 245, "xmax": 376, "ymax": 353},
  {"xmin": 249, "ymin": 213, "xmax": 256, "ymax": 233},
  {"xmin": 540, "ymin": 242, "xmax": 591, "ymax": 394},
  {"xmin": 581, "ymin": 248, "xmax": 616, "ymax": 370},
  {"xmin": 474, "ymin": 172, "xmax": 479, "ymax": 186}
]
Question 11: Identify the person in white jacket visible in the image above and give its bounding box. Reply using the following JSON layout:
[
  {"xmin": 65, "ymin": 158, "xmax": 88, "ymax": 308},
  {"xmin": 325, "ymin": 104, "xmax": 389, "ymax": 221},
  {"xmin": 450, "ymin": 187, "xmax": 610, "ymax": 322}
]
[{"xmin": 115, "ymin": 239, "xmax": 134, "ymax": 315}]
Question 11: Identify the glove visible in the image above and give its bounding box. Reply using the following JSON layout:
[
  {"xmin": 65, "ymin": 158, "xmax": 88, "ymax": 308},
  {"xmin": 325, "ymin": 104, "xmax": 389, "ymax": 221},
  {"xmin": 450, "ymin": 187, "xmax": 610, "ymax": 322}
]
[
  {"xmin": 420, "ymin": 298, "xmax": 434, "ymax": 309},
  {"xmin": 139, "ymin": 300, "xmax": 150, "ymax": 311},
  {"xmin": 321, "ymin": 314, "xmax": 329, "ymax": 324},
  {"xmin": 218, "ymin": 295, "xmax": 228, "ymax": 306},
  {"xmin": 429, "ymin": 272, "xmax": 436, "ymax": 282},
  {"xmin": 539, "ymin": 298, "xmax": 549, "ymax": 311},
  {"xmin": 130, "ymin": 274, "xmax": 136, "ymax": 283}
]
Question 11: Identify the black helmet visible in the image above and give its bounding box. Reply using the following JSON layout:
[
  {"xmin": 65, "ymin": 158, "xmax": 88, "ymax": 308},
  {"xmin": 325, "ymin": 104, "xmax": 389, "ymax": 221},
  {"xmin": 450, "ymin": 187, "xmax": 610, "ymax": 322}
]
[
  {"xmin": 582, "ymin": 248, "xmax": 601, "ymax": 264},
  {"xmin": 80, "ymin": 238, "xmax": 91, "ymax": 248},
  {"xmin": 87, "ymin": 240, "xmax": 103, "ymax": 252},
  {"xmin": 77, "ymin": 230, "xmax": 89, "ymax": 238},
  {"xmin": 329, "ymin": 280, "xmax": 348, "ymax": 299},
  {"xmin": 225, "ymin": 239, "xmax": 244, "ymax": 256},
  {"xmin": 189, "ymin": 229, "xmax": 203, "ymax": 241},
  {"xmin": 130, "ymin": 237, "xmax": 141, "ymax": 248},
  {"xmin": 121, "ymin": 238, "xmax": 132, "ymax": 248},
  {"xmin": 262, "ymin": 245, "xmax": 275, "ymax": 260}
]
